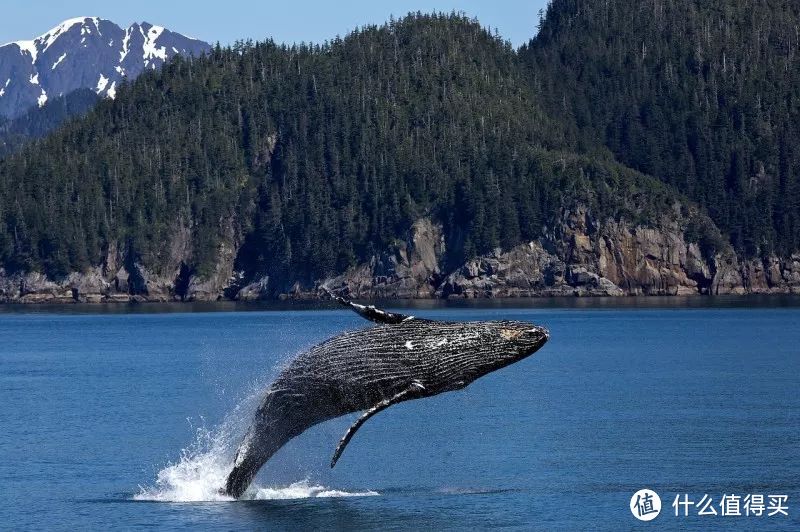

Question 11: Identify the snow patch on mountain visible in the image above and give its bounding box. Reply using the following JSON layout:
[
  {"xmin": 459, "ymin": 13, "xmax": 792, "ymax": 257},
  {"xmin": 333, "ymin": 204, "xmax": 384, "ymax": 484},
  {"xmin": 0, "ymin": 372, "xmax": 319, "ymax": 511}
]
[
  {"xmin": 119, "ymin": 27, "xmax": 132, "ymax": 63},
  {"xmin": 13, "ymin": 40, "xmax": 38, "ymax": 62},
  {"xmin": 96, "ymin": 74, "xmax": 109, "ymax": 93},
  {"xmin": 0, "ymin": 17, "xmax": 210, "ymax": 117},
  {"xmin": 142, "ymin": 24, "xmax": 168, "ymax": 67},
  {"xmin": 52, "ymin": 52, "xmax": 67, "ymax": 70},
  {"xmin": 41, "ymin": 17, "xmax": 95, "ymax": 52}
]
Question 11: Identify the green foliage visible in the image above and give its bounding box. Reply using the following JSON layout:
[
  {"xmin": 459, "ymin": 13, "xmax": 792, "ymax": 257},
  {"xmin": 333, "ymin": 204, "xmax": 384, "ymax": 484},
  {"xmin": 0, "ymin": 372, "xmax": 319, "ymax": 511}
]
[
  {"xmin": 0, "ymin": 13, "xmax": 723, "ymax": 290},
  {"xmin": 523, "ymin": 0, "xmax": 800, "ymax": 257},
  {"xmin": 0, "ymin": 88, "xmax": 99, "ymax": 157}
]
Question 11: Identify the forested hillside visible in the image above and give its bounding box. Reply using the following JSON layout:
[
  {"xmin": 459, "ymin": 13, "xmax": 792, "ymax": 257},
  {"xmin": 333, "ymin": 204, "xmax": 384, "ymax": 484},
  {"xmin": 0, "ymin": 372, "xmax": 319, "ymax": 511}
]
[
  {"xmin": 0, "ymin": 89, "xmax": 98, "ymax": 156},
  {"xmin": 0, "ymin": 14, "xmax": 699, "ymax": 296},
  {"xmin": 0, "ymin": 10, "xmax": 798, "ymax": 302},
  {"xmin": 523, "ymin": 0, "xmax": 800, "ymax": 257}
]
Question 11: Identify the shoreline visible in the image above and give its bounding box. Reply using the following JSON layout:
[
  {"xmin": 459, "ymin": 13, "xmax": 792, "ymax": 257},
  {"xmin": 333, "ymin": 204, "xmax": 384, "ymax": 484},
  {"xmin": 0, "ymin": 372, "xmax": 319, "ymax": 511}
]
[{"xmin": 3, "ymin": 293, "xmax": 800, "ymax": 314}]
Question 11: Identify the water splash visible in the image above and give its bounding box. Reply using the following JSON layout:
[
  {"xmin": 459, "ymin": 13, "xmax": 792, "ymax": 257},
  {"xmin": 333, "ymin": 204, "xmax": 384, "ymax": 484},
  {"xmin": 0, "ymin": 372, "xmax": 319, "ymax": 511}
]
[
  {"xmin": 134, "ymin": 424, "xmax": 238, "ymax": 502},
  {"xmin": 250, "ymin": 480, "xmax": 378, "ymax": 500},
  {"xmin": 134, "ymin": 388, "xmax": 377, "ymax": 502}
]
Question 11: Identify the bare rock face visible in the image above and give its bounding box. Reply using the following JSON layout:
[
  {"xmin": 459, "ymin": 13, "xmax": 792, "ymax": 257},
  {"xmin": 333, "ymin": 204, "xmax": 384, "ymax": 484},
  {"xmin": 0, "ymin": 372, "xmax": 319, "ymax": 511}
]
[
  {"xmin": 0, "ymin": 270, "xmax": 73, "ymax": 303},
  {"xmin": 786, "ymin": 254, "xmax": 800, "ymax": 290},
  {"xmin": 437, "ymin": 208, "xmax": 693, "ymax": 298},
  {"xmin": 236, "ymin": 276, "xmax": 270, "ymax": 301},
  {"xmin": 185, "ymin": 222, "xmax": 237, "ymax": 301},
  {"xmin": 127, "ymin": 262, "xmax": 173, "ymax": 301},
  {"xmin": 739, "ymin": 254, "xmax": 800, "ymax": 294},
  {"xmin": 320, "ymin": 218, "xmax": 446, "ymax": 298},
  {"xmin": 435, "ymin": 241, "xmax": 621, "ymax": 297},
  {"xmin": 593, "ymin": 222, "xmax": 713, "ymax": 296},
  {"xmin": 1, "ymin": 209, "xmax": 799, "ymax": 303},
  {"xmin": 65, "ymin": 268, "xmax": 110, "ymax": 302},
  {"xmin": 0, "ymin": 217, "xmax": 241, "ymax": 303}
]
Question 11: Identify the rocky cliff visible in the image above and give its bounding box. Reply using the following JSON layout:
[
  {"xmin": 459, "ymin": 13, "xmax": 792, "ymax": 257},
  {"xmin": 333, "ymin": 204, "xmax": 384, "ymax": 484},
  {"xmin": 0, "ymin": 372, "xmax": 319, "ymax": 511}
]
[
  {"xmin": 314, "ymin": 207, "xmax": 800, "ymax": 299},
  {"xmin": 3, "ymin": 207, "xmax": 797, "ymax": 303}
]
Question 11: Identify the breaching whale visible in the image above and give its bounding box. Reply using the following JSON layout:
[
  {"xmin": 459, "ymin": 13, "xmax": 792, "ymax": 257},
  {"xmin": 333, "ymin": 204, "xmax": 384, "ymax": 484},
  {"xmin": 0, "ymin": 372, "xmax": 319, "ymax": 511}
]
[{"xmin": 224, "ymin": 294, "xmax": 549, "ymax": 498}]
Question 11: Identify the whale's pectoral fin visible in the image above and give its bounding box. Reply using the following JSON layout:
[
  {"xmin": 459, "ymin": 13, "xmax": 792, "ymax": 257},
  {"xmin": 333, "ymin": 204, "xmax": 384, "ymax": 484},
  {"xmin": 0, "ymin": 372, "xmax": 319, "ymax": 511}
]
[
  {"xmin": 330, "ymin": 381, "xmax": 426, "ymax": 467},
  {"xmin": 324, "ymin": 287, "xmax": 415, "ymax": 324}
]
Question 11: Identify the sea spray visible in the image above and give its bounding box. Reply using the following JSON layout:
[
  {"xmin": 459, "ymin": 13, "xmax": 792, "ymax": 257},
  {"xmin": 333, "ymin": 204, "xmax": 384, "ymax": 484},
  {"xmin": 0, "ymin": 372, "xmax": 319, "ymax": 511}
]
[
  {"xmin": 134, "ymin": 410, "xmax": 247, "ymax": 502},
  {"xmin": 134, "ymin": 368, "xmax": 378, "ymax": 502},
  {"xmin": 249, "ymin": 479, "xmax": 378, "ymax": 500}
]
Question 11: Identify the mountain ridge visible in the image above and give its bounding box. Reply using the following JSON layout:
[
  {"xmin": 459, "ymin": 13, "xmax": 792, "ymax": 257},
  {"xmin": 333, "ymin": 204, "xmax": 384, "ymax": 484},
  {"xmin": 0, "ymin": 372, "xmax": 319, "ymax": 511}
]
[{"xmin": 0, "ymin": 16, "xmax": 210, "ymax": 118}]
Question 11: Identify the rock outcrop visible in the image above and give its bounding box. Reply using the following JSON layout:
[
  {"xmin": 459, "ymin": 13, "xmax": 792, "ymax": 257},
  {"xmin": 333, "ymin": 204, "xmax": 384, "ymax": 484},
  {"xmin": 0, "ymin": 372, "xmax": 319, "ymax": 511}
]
[
  {"xmin": 318, "ymin": 219, "xmax": 446, "ymax": 299},
  {"xmin": 1, "ymin": 210, "xmax": 799, "ymax": 304},
  {"xmin": 436, "ymin": 241, "xmax": 624, "ymax": 298},
  {"xmin": 0, "ymin": 217, "xmax": 239, "ymax": 303},
  {"xmin": 434, "ymin": 207, "xmax": 798, "ymax": 299}
]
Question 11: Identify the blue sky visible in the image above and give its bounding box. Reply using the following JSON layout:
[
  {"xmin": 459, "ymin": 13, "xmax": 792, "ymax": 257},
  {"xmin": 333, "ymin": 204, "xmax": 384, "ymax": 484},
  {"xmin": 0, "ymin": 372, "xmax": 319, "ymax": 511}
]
[{"xmin": 0, "ymin": 0, "xmax": 549, "ymax": 49}]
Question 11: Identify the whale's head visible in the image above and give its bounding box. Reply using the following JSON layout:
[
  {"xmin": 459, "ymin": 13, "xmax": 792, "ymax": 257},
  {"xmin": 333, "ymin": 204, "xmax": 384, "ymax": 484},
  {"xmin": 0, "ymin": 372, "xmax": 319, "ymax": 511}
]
[
  {"xmin": 496, "ymin": 320, "xmax": 550, "ymax": 359},
  {"xmin": 435, "ymin": 320, "xmax": 549, "ymax": 391},
  {"xmin": 487, "ymin": 320, "xmax": 549, "ymax": 369}
]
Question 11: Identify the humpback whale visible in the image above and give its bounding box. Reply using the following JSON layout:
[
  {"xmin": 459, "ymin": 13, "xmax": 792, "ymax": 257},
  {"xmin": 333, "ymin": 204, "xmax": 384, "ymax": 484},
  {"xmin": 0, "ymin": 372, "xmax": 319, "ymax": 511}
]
[{"xmin": 224, "ymin": 294, "xmax": 549, "ymax": 498}]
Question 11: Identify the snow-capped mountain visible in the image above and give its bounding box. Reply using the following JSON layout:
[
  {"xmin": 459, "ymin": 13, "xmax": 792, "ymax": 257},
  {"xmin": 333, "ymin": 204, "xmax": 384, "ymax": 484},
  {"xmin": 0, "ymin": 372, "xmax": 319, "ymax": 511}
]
[{"xmin": 0, "ymin": 17, "xmax": 210, "ymax": 118}]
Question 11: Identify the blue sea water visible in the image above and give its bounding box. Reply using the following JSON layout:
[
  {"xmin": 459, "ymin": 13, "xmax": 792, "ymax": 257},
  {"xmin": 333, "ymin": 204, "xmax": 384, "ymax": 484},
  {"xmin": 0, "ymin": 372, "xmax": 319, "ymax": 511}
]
[{"xmin": 0, "ymin": 298, "xmax": 798, "ymax": 530}]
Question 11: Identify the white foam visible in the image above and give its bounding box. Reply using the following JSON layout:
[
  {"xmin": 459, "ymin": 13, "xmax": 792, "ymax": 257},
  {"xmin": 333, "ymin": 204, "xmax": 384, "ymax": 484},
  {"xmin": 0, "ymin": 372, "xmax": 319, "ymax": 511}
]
[
  {"xmin": 134, "ymin": 384, "xmax": 377, "ymax": 503},
  {"xmin": 249, "ymin": 480, "xmax": 378, "ymax": 501},
  {"xmin": 134, "ymin": 429, "xmax": 234, "ymax": 502},
  {"xmin": 134, "ymin": 423, "xmax": 378, "ymax": 502}
]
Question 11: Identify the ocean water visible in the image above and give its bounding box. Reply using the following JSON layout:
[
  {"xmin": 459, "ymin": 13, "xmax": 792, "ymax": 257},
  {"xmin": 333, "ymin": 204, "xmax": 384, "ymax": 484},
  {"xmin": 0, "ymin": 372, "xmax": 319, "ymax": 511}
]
[{"xmin": 0, "ymin": 299, "xmax": 798, "ymax": 530}]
